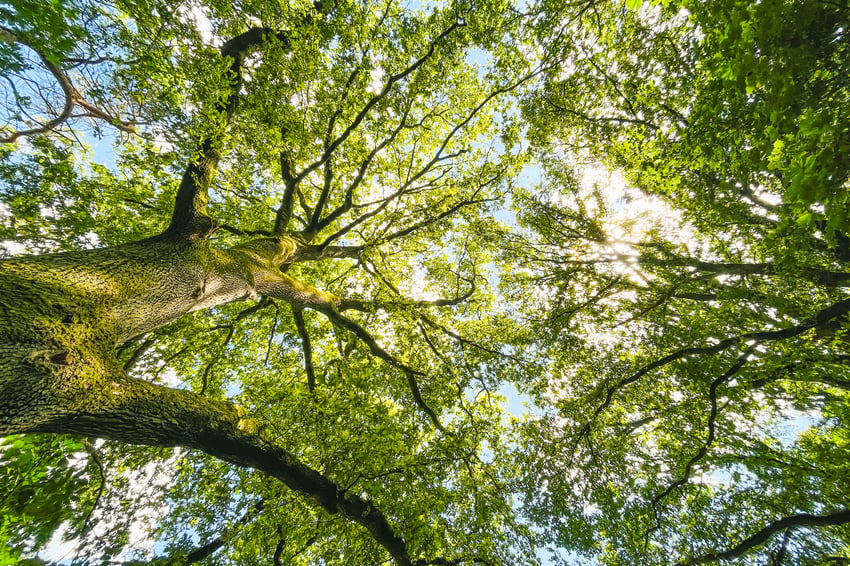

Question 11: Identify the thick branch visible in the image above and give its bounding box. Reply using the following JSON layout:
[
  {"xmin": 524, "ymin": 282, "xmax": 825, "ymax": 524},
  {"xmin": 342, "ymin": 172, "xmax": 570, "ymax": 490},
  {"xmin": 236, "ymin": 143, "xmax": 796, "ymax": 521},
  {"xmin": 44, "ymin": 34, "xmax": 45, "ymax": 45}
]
[
  {"xmin": 164, "ymin": 27, "xmax": 297, "ymax": 239},
  {"xmin": 274, "ymin": 124, "xmax": 299, "ymax": 234},
  {"xmin": 27, "ymin": 373, "xmax": 415, "ymax": 566},
  {"xmin": 642, "ymin": 255, "xmax": 850, "ymax": 288},
  {"xmin": 292, "ymin": 307, "xmax": 316, "ymax": 392},
  {"xmin": 681, "ymin": 509, "xmax": 850, "ymax": 565}
]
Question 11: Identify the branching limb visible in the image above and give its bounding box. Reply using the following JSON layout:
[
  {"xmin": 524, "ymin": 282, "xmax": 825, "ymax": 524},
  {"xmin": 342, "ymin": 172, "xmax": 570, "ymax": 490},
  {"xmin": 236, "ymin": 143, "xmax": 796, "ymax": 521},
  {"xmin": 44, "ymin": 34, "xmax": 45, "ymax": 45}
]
[
  {"xmin": 679, "ymin": 509, "xmax": 850, "ymax": 565},
  {"xmin": 418, "ymin": 313, "xmax": 531, "ymax": 369},
  {"xmin": 370, "ymin": 194, "xmax": 496, "ymax": 247},
  {"xmin": 1, "ymin": 29, "xmax": 74, "ymax": 143},
  {"xmin": 320, "ymin": 308, "xmax": 447, "ymax": 432},
  {"xmin": 337, "ymin": 278, "xmax": 475, "ymax": 313},
  {"xmin": 167, "ymin": 0, "xmax": 334, "ymax": 239},
  {"xmin": 316, "ymin": 67, "xmax": 541, "ymax": 248},
  {"xmin": 72, "ymin": 95, "xmax": 136, "ymax": 133},
  {"xmin": 288, "ymin": 243, "xmax": 365, "ymax": 263},
  {"xmin": 316, "ymin": 157, "xmax": 458, "ymax": 247},
  {"xmin": 644, "ymin": 346, "xmax": 755, "ymax": 543},
  {"xmin": 308, "ymin": 103, "xmax": 414, "ymax": 240},
  {"xmin": 305, "ymin": 62, "xmax": 364, "ymax": 231},
  {"xmin": 164, "ymin": 26, "xmax": 297, "ymax": 240},
  {"xmin": 290, "ymin": 20, "xmax": 465, "ymax": 189},
  {"xmin": 0, "ymin": 28, "xmax": 139, "ymax": 143},
  {"xmin": 252, "ymin": 268, "xmax": 447, "ymax": 430},
  {"xmin": 292, "ymin": 307, "xmax": 316, "ymax": 392},
  {"xmin": 580, "ymin": 297, "xmax": 850, "ymax": 439},
  {"xmin": 32, "ymin": 371, "xmax": 415, "ymax": 565}
]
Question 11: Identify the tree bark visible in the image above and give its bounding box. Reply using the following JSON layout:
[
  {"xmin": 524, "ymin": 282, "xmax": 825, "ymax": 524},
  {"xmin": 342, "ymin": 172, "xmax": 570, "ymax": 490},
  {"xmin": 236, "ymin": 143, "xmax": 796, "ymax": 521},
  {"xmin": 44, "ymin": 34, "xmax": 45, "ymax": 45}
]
[{"xmin": 0, "ymin": 234, "xmax": 416, "ymax": 564}]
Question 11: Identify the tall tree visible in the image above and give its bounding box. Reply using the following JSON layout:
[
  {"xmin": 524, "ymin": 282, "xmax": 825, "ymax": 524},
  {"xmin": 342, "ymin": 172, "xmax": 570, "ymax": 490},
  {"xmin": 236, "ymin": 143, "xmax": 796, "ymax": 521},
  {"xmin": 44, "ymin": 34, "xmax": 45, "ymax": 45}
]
[
  {"xmin": 0, "ymin": 0, "xmax": 540, "ymax": 563},
  {"xmin": 5, "ymin": 0, "xmax": 849, "ymax": 564},
  {"xmin": 512, "ymin": 0, "xmax": 850, "ymax": 564}
]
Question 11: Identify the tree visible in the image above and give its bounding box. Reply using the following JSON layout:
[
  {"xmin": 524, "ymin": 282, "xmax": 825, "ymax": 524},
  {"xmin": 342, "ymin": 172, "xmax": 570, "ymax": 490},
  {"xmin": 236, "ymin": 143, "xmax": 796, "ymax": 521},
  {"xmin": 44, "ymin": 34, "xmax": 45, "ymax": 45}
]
[
  {"xmin": 509, "ymin": 0, "xmax": 850, "ymax": 564},
  {"xmin": 3, "ymin": 0, "xmax": 850, "ymax": 564},
  {"xmin": 1, "ymin": 0, "xmax": 539, "ymax": 563}
]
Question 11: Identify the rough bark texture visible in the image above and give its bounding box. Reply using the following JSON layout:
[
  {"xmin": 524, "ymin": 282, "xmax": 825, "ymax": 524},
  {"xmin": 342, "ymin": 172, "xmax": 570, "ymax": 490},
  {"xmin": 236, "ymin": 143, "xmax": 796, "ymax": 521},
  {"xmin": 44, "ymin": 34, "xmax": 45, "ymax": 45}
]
[
  {"xmin": 0, "ymin": 233, "xmax": 417, "ymax": 564},
  {"xmin": 1, "ymin": 6, "xmax": 424, "ymax": 561}
]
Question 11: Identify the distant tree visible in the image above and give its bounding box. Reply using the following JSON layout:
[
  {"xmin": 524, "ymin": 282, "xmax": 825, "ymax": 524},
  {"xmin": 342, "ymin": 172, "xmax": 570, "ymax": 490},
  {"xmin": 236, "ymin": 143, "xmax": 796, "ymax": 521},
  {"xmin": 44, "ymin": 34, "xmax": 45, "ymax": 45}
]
[{"xmin": 511, "ymin": 0, "xmax": 850, "ymax": 564}]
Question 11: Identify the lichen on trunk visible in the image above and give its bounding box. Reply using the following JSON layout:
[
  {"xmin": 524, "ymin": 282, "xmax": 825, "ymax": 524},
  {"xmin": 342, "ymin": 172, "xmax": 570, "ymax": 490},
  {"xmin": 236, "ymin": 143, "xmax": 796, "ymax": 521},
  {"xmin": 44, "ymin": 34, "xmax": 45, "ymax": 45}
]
[
  {"xmin": 0, "ymin": 228, "xmax": 419, "ymax": 565},
  {"xmin": 0, "ymin": 233, "xmax": 329, "ymax": 434}
]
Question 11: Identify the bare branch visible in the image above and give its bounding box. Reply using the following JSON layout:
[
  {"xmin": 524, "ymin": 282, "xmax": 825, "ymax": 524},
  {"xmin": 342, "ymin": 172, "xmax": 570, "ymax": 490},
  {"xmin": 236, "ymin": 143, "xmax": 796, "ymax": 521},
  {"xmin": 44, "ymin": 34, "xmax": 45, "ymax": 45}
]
[
  {"xmin": 0, "ymin": 30, "xmax": 75, "ymax": 144},
  {"xmin": 72, "ymin": 94, "xmax": 136, "ymax": 133}
]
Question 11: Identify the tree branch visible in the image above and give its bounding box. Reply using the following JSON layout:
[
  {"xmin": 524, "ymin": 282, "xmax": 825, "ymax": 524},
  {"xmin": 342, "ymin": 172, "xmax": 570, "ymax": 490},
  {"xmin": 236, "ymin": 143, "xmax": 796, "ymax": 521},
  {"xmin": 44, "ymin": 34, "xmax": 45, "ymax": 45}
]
[
  {"xmin": 320, "ymin": 308, "xmax": 447, "ymax": 432},
  {"xmin": 164, "ymin": 26, "xmax": 298, "ymax": 240},
  {"xmin": 645, "ymin": 346, "xmax": 755, "ymax": 542},
  {"xmin": 28, "ymin": 373, "xmax": 417, "ymax": 566},
  {"xmin": 577, "ymin": 297, "xmax": 850, "ymax": 442},
  {"xmin": 292, "ymin": 307, "xmax": 316, "ymax": 392},
  {"xmin": 0, "ymin": 29, "xmax": 75, "ymax": 144},
  {"xmin": 680, "ymin": 509, "xmax": 850, "ymax": 565},
  {"xmin": 185, "ymin": 499, "xmax": 266, "ymax": 563},
  {"xmin": 289, "ymin": 20, "xmax": 465, "ymax": 190},
  {"xmin": 641, "ymin": 255, "xmax": 850, "ymax": 288}
]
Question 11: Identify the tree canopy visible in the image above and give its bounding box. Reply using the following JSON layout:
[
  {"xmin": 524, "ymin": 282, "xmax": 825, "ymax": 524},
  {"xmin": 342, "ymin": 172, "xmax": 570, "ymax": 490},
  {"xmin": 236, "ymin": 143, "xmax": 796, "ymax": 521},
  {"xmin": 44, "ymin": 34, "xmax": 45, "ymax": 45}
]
[{"xmin": 0, "ymin": 0, "xmax": 848, "ymax": 565}]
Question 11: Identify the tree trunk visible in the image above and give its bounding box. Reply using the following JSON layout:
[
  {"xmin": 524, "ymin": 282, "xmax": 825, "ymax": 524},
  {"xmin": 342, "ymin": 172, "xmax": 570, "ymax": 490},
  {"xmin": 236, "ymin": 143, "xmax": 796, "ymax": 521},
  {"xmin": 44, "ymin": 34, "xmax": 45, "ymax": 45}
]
[{"xmin": 0, "ymin": 234, "xmax": 416, "ymax": 565}]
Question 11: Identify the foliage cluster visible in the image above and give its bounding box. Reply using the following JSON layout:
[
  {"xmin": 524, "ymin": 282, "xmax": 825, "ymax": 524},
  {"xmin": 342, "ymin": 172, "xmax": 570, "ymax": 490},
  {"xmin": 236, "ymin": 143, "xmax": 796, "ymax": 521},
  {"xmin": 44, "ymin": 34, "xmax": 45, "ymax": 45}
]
[{"xmin": 1, "ymin": 0, "xmax": 848, "ymax": 564}]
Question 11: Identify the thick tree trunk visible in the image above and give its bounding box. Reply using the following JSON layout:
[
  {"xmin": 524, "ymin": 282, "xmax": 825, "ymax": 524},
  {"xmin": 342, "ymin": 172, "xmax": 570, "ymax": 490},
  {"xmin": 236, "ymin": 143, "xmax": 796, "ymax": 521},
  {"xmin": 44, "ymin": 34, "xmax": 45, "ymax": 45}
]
[
  {"xmin": 0, "ymin": 237, "xmax": 253, "ymax": 431},
  {"xmin": 0, "ymin": 234, "xmax": 415, "ymax": 565}
]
